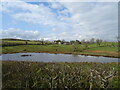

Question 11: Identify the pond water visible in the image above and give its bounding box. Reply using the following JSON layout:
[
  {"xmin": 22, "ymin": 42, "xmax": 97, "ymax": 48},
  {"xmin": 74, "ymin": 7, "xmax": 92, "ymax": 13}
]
[{"xmin": 0, "ymin": 53, "xmax": 119, "ymax": 63}]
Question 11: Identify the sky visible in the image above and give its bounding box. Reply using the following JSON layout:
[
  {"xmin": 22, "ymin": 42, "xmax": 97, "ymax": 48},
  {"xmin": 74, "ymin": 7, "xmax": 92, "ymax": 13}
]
[{"xmin": 0, "ymin": 0, "xmax": 118, "ymax": 41}]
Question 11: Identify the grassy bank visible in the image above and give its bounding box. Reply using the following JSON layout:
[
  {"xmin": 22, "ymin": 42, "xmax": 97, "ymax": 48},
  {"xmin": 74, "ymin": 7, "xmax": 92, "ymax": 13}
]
[
  {"xmin": 2, "ymin": 44, "xmax": 119, "ymax": 58},
  {"xmin": 2, "ymin": 61, "xmax": 119, "ymax": 89}
]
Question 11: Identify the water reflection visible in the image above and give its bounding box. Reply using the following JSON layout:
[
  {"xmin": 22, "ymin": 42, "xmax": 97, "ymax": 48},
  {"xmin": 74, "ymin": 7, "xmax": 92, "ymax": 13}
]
[{"xmin": 0, "ymin": 53, "xmax": 119, "ymax": 63}]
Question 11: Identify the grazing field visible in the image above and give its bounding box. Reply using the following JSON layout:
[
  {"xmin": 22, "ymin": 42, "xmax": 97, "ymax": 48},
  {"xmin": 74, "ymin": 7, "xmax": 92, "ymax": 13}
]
[
  {"xmin": 1, "ymin": 39, "xmax": 43, "ymax": 46},
  {"xmin": 2, "ymin": 43, "xmax": 119, "ymax": 58},
  {"xmin": 2, "ymin": 61, "xmax": 119, "ymax": 89}
]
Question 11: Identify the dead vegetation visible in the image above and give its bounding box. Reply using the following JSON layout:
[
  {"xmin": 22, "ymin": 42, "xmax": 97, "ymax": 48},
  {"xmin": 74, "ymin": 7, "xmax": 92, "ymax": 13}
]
[{"xmin": 2, "ymin": 61, "xmax": 119, "ymax": 89}]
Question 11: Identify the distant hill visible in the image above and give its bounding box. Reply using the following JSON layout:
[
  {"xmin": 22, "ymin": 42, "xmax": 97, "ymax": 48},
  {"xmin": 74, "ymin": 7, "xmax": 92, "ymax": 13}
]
[{"xmin": 1, "ymin": 38, "xmax": 30, "ymax": 41}]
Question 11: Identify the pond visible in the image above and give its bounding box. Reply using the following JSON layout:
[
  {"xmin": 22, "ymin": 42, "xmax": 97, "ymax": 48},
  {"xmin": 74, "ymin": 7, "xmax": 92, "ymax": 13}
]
[{"xmin": 0, "ymin": 53, "xmax": 119, "ymax": 63}]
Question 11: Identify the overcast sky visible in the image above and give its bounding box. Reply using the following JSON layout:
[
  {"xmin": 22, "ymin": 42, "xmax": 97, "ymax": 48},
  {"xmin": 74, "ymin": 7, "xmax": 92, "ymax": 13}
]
[{"xmin": 0, "ymin": 0, "xmax": 118, "ymax": 41}]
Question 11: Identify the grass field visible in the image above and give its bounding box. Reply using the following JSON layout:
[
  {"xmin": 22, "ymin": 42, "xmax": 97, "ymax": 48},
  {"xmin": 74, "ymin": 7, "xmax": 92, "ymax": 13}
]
[
  {"xmin": 1, "ymin": 39, "xmax": 43, "ymax": 46},
  {"xmin": 2, "ymin": 61, "xmax": 119, "ymax": 89},
  {"xmin": 2, "ymin": 42, "xmax": 119, "ymax": 57}
]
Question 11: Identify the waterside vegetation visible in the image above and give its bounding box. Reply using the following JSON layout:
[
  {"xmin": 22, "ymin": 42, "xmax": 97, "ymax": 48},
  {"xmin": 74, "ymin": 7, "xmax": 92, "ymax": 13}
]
[{"xmin": 2, "ymin": 61, "xmax": 119, "ymax": 89}]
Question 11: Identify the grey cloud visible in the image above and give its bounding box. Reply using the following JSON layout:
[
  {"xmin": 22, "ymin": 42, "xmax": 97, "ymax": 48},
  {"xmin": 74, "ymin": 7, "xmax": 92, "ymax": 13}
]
[
  {"xmin": 1, "ymin": 1, "xmax": 118, "ymax": 41},
  {"xmin": 2, "ymin": 28, "xmax": 40, "ymax": 40}
]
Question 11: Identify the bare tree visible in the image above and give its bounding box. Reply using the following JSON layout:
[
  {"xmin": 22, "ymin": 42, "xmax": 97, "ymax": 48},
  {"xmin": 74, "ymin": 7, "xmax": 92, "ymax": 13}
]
[
  {"xmin": 96, "ymin": 39, "xmax": 103, "ymax": 46},
  {"xmin": 90, "ymin": 38, "xmax": 95, "ymax": 44},
  {"xmin": 81, "ymin": 39, "xmax": 85, "ymax": 44},
  {"xmin": 41, "ymin": 39, "xmax": 44, "ymax": 45}
]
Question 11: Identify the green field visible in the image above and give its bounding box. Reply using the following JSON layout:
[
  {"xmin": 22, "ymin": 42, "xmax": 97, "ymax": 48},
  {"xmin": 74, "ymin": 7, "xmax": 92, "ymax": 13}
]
[
  {"xmin": 2, "ymin": 40, "xmax": 119, "ymax": 58},
  {"xmin": 1, "ymin": 39, "xmax": 43, "ymax": 46},
  {"xmin": 2, "ymin": 61, "xmax": 119, "ymax": 89}
]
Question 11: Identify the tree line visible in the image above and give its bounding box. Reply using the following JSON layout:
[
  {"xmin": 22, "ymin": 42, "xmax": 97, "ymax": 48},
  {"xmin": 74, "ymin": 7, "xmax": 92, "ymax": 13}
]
[{"xmin": 2, "ymin": 38, "xmax": 118, "ymax": 47}]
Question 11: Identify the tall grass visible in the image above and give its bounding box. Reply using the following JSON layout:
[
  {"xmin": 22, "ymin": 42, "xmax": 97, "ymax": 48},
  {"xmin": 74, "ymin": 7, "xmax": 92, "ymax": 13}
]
[{"xmin": 2, "ymin": 61, "xmax": 119, "ymax": 89}]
